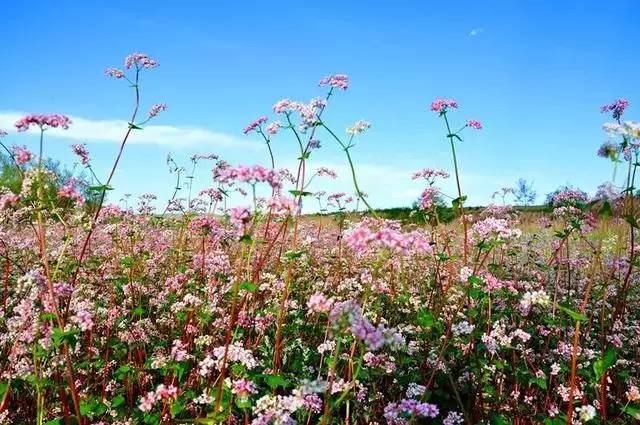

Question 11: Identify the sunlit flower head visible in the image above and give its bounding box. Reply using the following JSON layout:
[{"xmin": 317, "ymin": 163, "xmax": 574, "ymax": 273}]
[
  {"xmin": 347, "ymin": 120, "xmax": 371, "ymax": 136},
  {"xmin": 15, "ymin": 114, "xmax": 71, "ymax": 132},
  {"xmin": 466, "ymin": 119, "xmax": 482, "ymax": 130},
  {"xmin": 319, "ymin": 74, "xmax": 349, "ymax": 90},
  {"xmin": 600, "ymin": 98, "xmax": 629, "ymax": 120},
  {"xmin": 148, "ymin": 103, "xmax": 167, "ymax": 119},
  {"xmin": 124, "ymin": 52, "xmax": 159, "ymax": 70},
  {"xmin": 430, "ymin": 98, "xmax": 458, "ymax": 113}
]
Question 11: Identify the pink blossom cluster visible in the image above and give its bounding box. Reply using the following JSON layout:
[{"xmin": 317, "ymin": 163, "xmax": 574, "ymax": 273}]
[
  {"xmin": 345, "ymin": 219, "xmax": 434, "ymax": 255},
  {"xmin": 600, "ymin": 98, "xmax": 629, "ymax": 120},
  {"xmin": 71, "ymin": 144, "xmax": 90, "ymax": 166},
  {"xmin": 243, "ymin": 116, "xmax": 268, "ymax": 134},
  {"xmin": 58, "ymin": 178, "xmax": 85, "ymax": 205},
  {"xmin": 411, "ymin": 168, "xmax": 449, "ymax": 181},
  {"xmin": 466, "ymin": 119, "xmax": 483, "ymax": 129},
  {"xmin": 267, "ymin": 195, "xmax": 299, "ymax": 216},
  {"xmin": 138, "ymin": 384, "xmax": 177, "ymax": 412},
  {"xmin": 12, "ymin": 145, "xmax": 33, "ymax": 165},
  {"xmin": 15, "ymin": 114, "xmax": 71, "ymax": 132},
  {"xmin": 471, "ymin": 217, "xmax": 522, "ymax": 243},
  {"xmin": 124, "ymin": 52, "xmax": 159, "ymax": 70},
  {"xmin": 215, "ymin": 164, "xmax": 282, "ymax": 189},
  {"xmin": 315, "ymin": 167, "xmax": 338, "ymax": 179},
  {"xmin": 319, "ymin": 74, "xmax": 349, "ymax": 90},
  {"xmin": 430, "ymin": 98, "xmax": 458, "ymax": 113},
  {"xmin": 419, "ymin": 186, "xmax": 440, "ymax": 209},
  {"xmin": 148, "ymin": 103, "xmax": 167, "ymax": 118}
]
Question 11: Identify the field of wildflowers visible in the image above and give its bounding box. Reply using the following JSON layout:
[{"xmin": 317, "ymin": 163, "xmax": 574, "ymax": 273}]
[{"xmin": 0, "ymin": 53, "xmax": 639, "ymax": 425}]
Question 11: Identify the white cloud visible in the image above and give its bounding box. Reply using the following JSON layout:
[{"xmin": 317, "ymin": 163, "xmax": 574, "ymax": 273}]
[
  {"xmin": 469, "ymin": 28, "xmax": 484, "ymax": 37},
  {"xmin": 0, "ymin": 111, "xmax": 258, "ymax": 150}
]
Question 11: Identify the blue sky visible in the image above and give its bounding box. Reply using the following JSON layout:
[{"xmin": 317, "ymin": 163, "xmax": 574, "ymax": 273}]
[{"xmin": 2, "ymin": 1, "xmax": 639, "ymax": 210}]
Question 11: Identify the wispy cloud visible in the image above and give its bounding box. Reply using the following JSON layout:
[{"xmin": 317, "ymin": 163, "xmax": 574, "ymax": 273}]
[
  {"xmin": 0, "ymin": 111, "xmax": 258, "ymax": 150},
  {"xmin": 469, "ymin": 27, "xmax": 484, "ymax": 37}
]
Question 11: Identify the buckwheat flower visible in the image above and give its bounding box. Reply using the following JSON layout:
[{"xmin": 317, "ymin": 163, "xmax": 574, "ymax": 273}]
[
  {"xmin": 58, "ymin": 178, "xmax": 85, "ymax": 205},
  {"xmin": 466, "ymin": 119, "xmax": 482, "ymax": 130},
  {"xmin": 594, "ymin": 182, "xmax": 620, "ymax": 201},
  {"xmin": 243, "ymin": 116, "xmax": 268, "ymax": 134},
  {"xmin": 443, "ymin": 411, "xmax": 464, "ymax": 425},
  {"xmin": 266, "ymin": 121, "xmax": 281, "ymax": 135},
  {"xmin": 12, "ymin": 145, "xmax": 33, "ymax": 165},
  {"xmin": 308, "ymin": 139, "xmax": 321, "ymax": 150},
  {"xmin": 0, "ymin": 193, "xmax": 20, "ymax": 211},
  {"xmin": 419, "ymin": 186, "xmax": 439, "ymax": 209},
  {"xmin": 148, "ymin": 103, "xmax": 167, "ymax": 119},
  {"xmin": 124, "ymin": 52, "xmax": 158, "ymax": 69},
  {"xmin": 430, "ymin": 98, "xmax": 458, "ymax": 113},
  {"xmin": 307, "ymin": 293, "xmax": 334, "ymax": 314},
  {"xmin": 600, "ymin": 98, "xmax": 629, "ymax": 120},
  {"xmin": 412, "ymin": 168, "xmax": 449, "ymax": 181},
  {"xmin": 459, "ymin": 266, "xmax": 473, "ymax": 282},
  {"xmin": 71, "ymin": 144, "xmax": 90, "ymax": 166},
  {"xmin": 626, "ymin": 384, "xmax": 640, "ymax": 401},
  {"xmin": 597, "ymin": 141, "xmax": 618, "ymax": 160},
  {"xmin": 576, "ymin": 404, "xmax": 596, "ymax": 423},
  {"xmin": 346, "ymin": 119, "xmax": 371, "ymax": 136},
  {"xmin": 15, "ymin": 114, "xmax": 72, "ymax": 132},
  {"xmin": 273, "ymin": 99, "xmax": 294, "ymax": 114},
  {"xmin": 72, "ymin": 309, "xmax": 93, "ymax": 332},
  {"xmin": 231, "ymin": 379, "xmax": 258, "ymax": 400},
  {"xmin": 319, "ymin": 74, "xmax": 349, "ymax": 90},
  {"xmin": 406, "ymin": 383, "xmax": 426, "ymax": 399},
  {"xmin": 105, "ymin": 67, "xmax": 125, "ymax": 78},
  {"xmin": 138, "ymin": 391, "xmax": 156, "ymax": 412},
  {"xmin": 315, "ymin": 167, "xmax": 338, "ymax": 179}
]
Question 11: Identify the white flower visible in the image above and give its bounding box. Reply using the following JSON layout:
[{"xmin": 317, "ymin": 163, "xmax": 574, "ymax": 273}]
[
  {"xmin": 346, "ymin": 120, "xmax": 371, "ymax": 136},
  {"xmin": 576, "ymin": 404, "xmax": 596, "ymax": 423}
]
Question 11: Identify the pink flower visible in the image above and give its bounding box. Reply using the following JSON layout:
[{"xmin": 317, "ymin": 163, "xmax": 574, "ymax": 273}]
[
  {"xmin": 105, "ymin": 68, "xmax": 125, "ymax": 78},
  {"xmin": 124, "ymin": 52, "xmax": 158, "ymax": 69},
  {"xmin": 419, "ymin": 187, "xmax": 440, "ymax": 209},
  {"xmin": 315, "ymin": 167, "xmax": 338, "ymax": 179},
  {"xmin": 273, "ymin": 99, "xmax": 293, "ymax": 114},
  {"xmin": 58, "ymin": 178, "xmax": 85, "ymax": 205},
  {"xmin": 72, "ymin": 310, "xmax": 93, "ymax": 331},
  {"xmin": 601, "ymin": 98, "xmax": 629, "ymax": 120},
  {"xmin": 15, "ymin": 114, "xmax": 71, "ymax": 132},
  {"xmin": 12, "ymin": 145, "xmax": 33, "ymax": 165},
  {"xmin": 319, "ymin": 74, "xmax": 349, "ymax": 90},
  {"xmin": 71, "ymin": 144, "xmax": 90, "ymax": 166},
  {"xmin": 265, "ymin": 122, "xmax": 281, "ymax": 135},
  {"xmin": 231, "ymin": 379, "xmax": 257, "ymax": 400},
  {"xmin": 243, "ymin": 116, "xmax": 268, "ymax": 134},
  {"xmin": 466, "ymin": 119, "xmax": 482, "ymax": 130},
  {"xmin": 430, "ymin": 98, "xmax": 458, "ymax": 113},
  {"xmin": 148, "ymin": 103, "xmax": 167, "ymax": 119},
  {"xmin": 0, "ymin": 193, "xmax": 20, "ymax": 211}
]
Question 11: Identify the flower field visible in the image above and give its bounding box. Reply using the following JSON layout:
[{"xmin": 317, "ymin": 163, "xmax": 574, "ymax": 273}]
[{"xmin": 1, "ymin": 53, "xmax": 640, "ymax": 424}]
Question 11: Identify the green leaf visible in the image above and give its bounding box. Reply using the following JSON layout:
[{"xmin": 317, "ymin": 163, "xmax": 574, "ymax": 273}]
[
  {"xmin": 624, "ymin": 214, "xmax": 640, "ymax": 229},
  {"xmin": 556, "ymin": 304, "xmax": 587, "ymax": 322},
  {"xmin": 416, "ymin": 309, "xmax": 435, "ymax": 328},
  {"xmin": 240, "ymin": 281, "xmax": 258, "ymax": 292},
  {"xmin": 88, "ymin": 184, "xmax": 114, "ymax": 193},
  {"xmin": 452, "ymin": 195, "xmax": 467, "ymax": 210},
  {"xmin": 599, "ymin": 201, "xmax": 613, "ymax": 218},
  {"xmin": 128, "ymin": 123, "xmax": 144, "ymax": 130},
  {"xmin": 171, "ymin": 398, "xmax": 184, "ymax": 417},
  {"xmin": 235, "ymin": 398, "xmax": 252, "ymax": 409},
  {"xmin": 263, "ymin": 374, "xmax": 289, "ymax": 389},
  {"xmin": 529, "ymin": 376, "xmax": 547, "ymax": 390},
  {"xmin": 593, "ymin": 348, "xmax": 617, "ymax": 381},
  {"xmin": 111, "ymin": 394, "xmax": 125, "ymax": 408},
  {"xmin": 623, "ymin": 405, "xmax": 640, "ymax": 420},
  {"xmin": 289, "ymin": 190, "xmax": 313, "ymax": 197}
]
